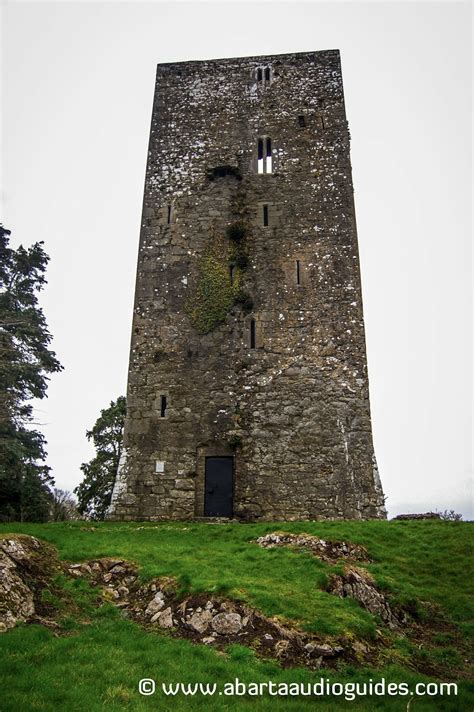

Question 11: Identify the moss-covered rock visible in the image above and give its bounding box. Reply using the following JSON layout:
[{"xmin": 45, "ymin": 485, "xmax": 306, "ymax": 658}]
[{"xmin": 0, "ymin": 535, "xmax": 63, "ymax": 631}]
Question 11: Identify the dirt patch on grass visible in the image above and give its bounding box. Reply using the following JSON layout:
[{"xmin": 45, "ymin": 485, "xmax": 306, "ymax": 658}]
[{"xmin": 256, "ymin": 532, "xmax": 371, "ymax": 563}]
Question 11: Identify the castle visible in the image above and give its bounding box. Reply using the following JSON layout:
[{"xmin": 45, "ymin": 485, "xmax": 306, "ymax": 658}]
[{"xmin": 107, "ymin": 50, "xmax": 386, "ymax": 521}]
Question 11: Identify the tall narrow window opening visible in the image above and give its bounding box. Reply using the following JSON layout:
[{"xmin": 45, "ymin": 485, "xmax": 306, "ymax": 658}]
[
  {"xmin": 263, "ymin": 204, "xmax": 269, "ymax": 227},
  {"xmin": 296, "ymin": 260, "xmax": 301, "ymax": 285},
  {"xmin": 257, "ymin": 137, "xmax": 272, "ymax": 174},
  {"xmin": 160, "ymin": 395, "xmax": 167, "ymax": 418},
  {"xmin": 298, "ymin": 115, "xmax": 306, "ymax": 128},
  {"xmin": 256, "ymin": 66, "xmax": 271, "ymax": 85},
  {"xmin": 229, "ymin": 264, "xmax": 235, "ymax": 284},
  {"xmin": 167, "ymin": 205, "xmax": 172, "ymax": 224},
  {"xmin": 250, "ymin": 319, "xmax": 256, "ymax": 349},
  {"xmin": 257, "ymin": 138, "xmax": 264, "ymax": 174},
  {"xmin": 266, "ymin": 138, "xmax": 272, "ymax": 173}
]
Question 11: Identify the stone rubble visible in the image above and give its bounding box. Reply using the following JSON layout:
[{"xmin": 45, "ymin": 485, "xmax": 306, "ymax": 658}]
[
  {"xmin": 0, "ymin": 535, "xmax": 467, "ymax": 682},
  {"xmin": 65, "ymin": 553, "xmax": 348, "ymax": 669},
  {"xmin": 327, "ymin": 566, "xmax": 406, "ymax": 629},
  {"xmin": 145, "ymin": 592, "xmax": 165, "ymax": 617},
  {"xmin": 211, "ymin": 612, "xmax": 242, "ymax": 635},
  {"xmin": 0, "ymin": 534, "xmax": 414, "ymax": 672},
  {"xmin": 188, "ymin": 609, "xmax": 213, "ymax": 633},
  {"xmin": 156, "ymin": 607, "xmax": 173, "ymax": 628},
  {"xmin": 256, "ymin": 532, "xmax": 370, "ymax": 563},
  {"xmin": 392, "ymin": 513, "xmax": 441, "ymax": 521}
]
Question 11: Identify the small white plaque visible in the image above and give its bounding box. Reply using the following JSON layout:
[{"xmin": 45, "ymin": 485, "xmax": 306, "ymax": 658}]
[{"xmin": 155, "ymin": 460, "xmax": 165, "ymax": 474}]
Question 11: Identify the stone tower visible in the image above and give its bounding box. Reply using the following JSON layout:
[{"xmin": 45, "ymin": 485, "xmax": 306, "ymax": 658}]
[{"xmin": 108, "ymin": 50, "xmax": 386, "ymax": 522}]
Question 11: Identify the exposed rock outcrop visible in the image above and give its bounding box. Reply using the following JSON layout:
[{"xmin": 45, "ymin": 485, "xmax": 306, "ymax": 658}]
[
  {"xmin": 0, "ymin": 535, "xmax": 63, "ymax": 632},
  {"xmin": 256, "ymin": 532, "xmax": 370, "ymax": 563},
  {"xmin": 1, "ymin": 534, "xmax": 467, "ymax": 683},
  {"xmin": 66, "ymin": 556, "xmax": 347, "ymax": 669},
  {"xmin": 327, "ymin": 566, "xmax": 406, "ymax": 629},
  {"xmin": 0, "ymin": 547, "xmax": 34, "ymax": 631},
  {"xmin": 392, "ymin": 513, "xmax": 441, "ymax": 521}
]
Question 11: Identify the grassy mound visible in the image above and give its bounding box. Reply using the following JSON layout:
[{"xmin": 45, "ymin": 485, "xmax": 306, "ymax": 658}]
[{"xmin": 0, "ymin": 520, "xmax": 472, "ymax": 711}]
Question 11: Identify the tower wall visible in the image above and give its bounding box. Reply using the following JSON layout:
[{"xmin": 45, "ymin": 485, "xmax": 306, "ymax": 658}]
[{"xmin": 108, "ymin": 50, "xmax": 386, "ymax": 521}]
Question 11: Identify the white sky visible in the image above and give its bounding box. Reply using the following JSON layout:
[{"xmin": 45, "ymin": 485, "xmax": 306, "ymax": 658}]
[{"xmin": 2, "ymin": 1, "xmax": 472, "ymax": 519}]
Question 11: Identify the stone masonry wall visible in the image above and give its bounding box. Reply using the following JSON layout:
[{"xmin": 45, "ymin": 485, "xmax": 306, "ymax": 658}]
[{"xmin": 107, "ymin": 50, "xmax": 386, "ymax": 521}]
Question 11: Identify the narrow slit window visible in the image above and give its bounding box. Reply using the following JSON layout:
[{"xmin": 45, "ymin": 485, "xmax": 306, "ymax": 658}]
[
  {"xmin": 296, "ymin": 260, "xmax": 301, "ymax": 285},
  {"xmin": 266, "ymin": 138, "xmax": 272, "ymax": 173},
  {"xmin": 167, "ymin": 205, "xmax": 172, "ymax": 224},
  {"xmin": 250, "ymin": 319, "xmax": 256, "ymax": 349},
  {"xmin": 257, "ymin": 137, "xmax": 272, "ymax": 174},
  {"xmin": 256, "ymin": 66, "xmax": 271, "ymax": 84},
  {"xmin": 263, "ymin": 204, "xmax": 269, "ymax": 227},
  {"xmin": 257, "ymin": 138, "xmax": 264, "ymax": 174},
  {"xmin": 229, "ymin": 264, "xmax": 235, "ymax": 284},
  {"xmin": 298, "ymin": 115, "xmax": 306, "ymax": 128},
  {"xmin": 160, "ymin": 395, "xmax": 167, "ymax": 418}
]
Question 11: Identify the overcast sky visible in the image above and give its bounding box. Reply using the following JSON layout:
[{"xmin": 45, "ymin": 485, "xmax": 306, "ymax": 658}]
[{"xmin": 2, "ymin": 1, "xmax": 472, "ymax": 519}]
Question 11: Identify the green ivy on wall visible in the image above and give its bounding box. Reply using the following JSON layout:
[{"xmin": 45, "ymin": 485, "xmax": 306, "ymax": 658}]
[{"xmin": 185, "ymin": 225, "xmax": 252, "ymax": 334}]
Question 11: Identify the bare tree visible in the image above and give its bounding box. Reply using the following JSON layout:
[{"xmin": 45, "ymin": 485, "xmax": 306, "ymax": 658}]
[
  {"xmin": 51, "ymin": 488, "xmax": 78, "ymax": 521},
  {"xmin": 436, "ymin": 509, "xmax": 463, "ymax": 521}
]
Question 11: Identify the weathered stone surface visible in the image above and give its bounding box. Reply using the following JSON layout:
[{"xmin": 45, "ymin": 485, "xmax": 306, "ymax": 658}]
[
  {"xmin": 328, "ymin": 567, "xmax": 402, "ymax": 629},
  {"xmin": 145, "ymin": 592, "xmax": 165, "ymax": 617},
  {"xmin": 211, "ymin": 612, "xmax": 242, "ymax": 635},
  {"xmin": 256, "ymin": 532, "xmax": 370, "ymax": 562},
  {"xmin": 0, "ymin": 550, "xmax": 35, "ymax": 630},
  {"xmin": 156, "ymin": 607, "xmax": 174, "ymax": 628},
  {"xmin": 187, "ymin": 609, "xmax": 213, "ymax": 633},
  {"xmin": 1, "ymin": 536, "xmax": 41, "ymax": 563},
  {"xmin": 107, "ymin": 50, "xmax": 386, "ymax": 523},
  {"xmin": 304, "ymin": 642, "xmax": 343, "ymax": 657},
  {"xmin": 109, "ymin": 564, "xmax": 126, "ymax": 574},
  {"xmin": 275, "ymin": 639, "xmax": 290, "ymax": 658},
  {"xmin": 393, "ymin": 513, "xmax": 441, "ymax": 520},
  {"xmin": 0, "ymin": 535, "xmax": 63, "ymax": 632}
]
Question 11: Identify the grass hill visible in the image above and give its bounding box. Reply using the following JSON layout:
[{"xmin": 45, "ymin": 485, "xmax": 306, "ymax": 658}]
[{"xmin": 0, "ymin": 519, "xmax": 472, "ymax": 711}]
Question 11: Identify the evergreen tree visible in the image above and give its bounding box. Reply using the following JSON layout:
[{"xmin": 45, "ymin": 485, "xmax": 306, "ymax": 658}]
[
  {"xmin": 0, "ymin": 225, "xmax": 62, "ymax": 521},
  {"xmin": 75, "ymin": 397, "xmax": 126, "ymax": 520}
]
